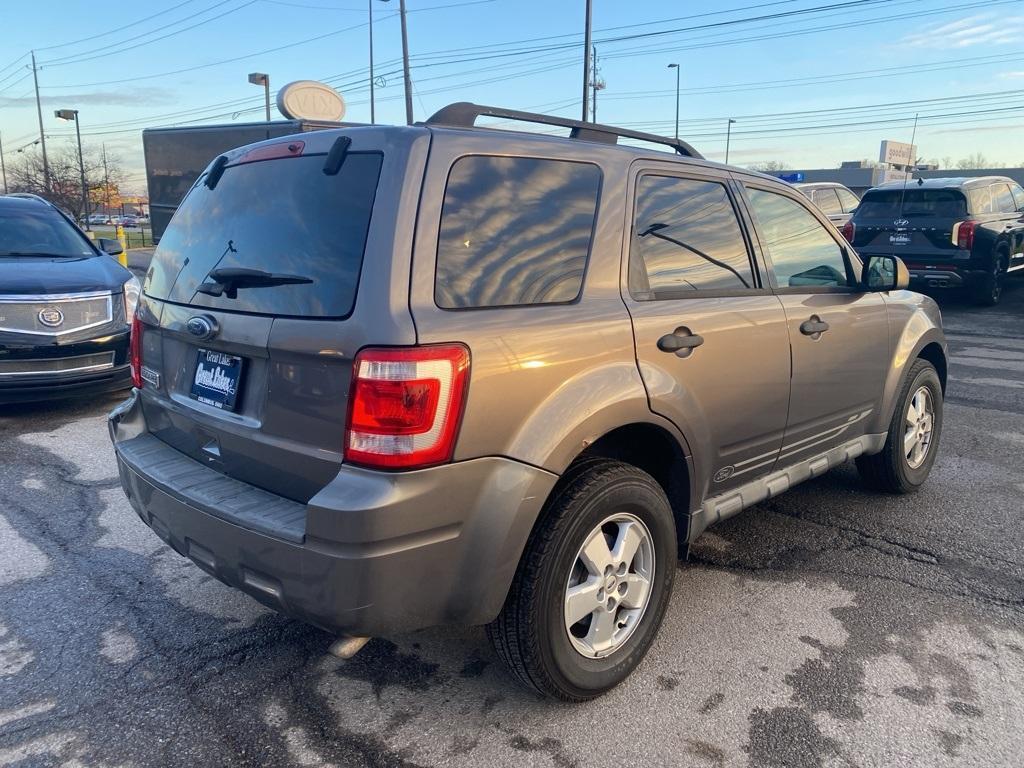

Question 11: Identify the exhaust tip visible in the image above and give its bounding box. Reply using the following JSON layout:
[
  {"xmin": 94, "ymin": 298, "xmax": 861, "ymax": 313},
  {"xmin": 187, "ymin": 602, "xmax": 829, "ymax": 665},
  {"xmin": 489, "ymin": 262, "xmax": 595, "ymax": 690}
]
[{"xmin": 328, "ymin": 635, "xmax": 371, "ymax": 659}]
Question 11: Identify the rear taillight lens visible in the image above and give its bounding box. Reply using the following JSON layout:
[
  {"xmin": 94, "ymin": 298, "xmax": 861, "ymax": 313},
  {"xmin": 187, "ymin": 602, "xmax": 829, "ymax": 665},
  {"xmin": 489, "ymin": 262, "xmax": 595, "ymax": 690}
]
[
  {"xmin": 345, "ymin": 344, "xmax": 470, "ymax": 469},
  {"xmin": 129, "ymin": 312, "xmax": 143, "ymax": 389},
  {"xmin": 953, "ymin": 220, "xmax": 976, "ymax": 250},
  {"xmin": 840, "ymin": 220, "xmax": 855, "ymax": 243}
]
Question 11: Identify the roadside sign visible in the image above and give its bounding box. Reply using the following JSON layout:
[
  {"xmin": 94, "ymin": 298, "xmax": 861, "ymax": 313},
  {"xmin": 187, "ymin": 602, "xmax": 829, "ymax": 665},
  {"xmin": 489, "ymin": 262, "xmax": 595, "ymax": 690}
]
[{"xmin": 879, "ymin": 140, "xmax": 917, "ymax": 167}]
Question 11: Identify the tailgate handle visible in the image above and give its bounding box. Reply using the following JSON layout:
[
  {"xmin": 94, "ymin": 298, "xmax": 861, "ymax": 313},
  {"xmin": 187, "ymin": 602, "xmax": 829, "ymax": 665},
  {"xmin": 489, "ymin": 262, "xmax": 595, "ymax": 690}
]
[{"xmin": 658, "ymin": 329, "xmax": 704, "ymax": 357}]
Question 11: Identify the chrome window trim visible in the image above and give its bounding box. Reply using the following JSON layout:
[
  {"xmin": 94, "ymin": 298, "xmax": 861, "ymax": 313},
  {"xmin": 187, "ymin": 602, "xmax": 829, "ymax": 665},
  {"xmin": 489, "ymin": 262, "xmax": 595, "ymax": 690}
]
[
  {"xmin": 0, "ymin": 291, "xmax": 115, "ymax": 337},
  {"xmin": 0, "ymin": 351, "xmax": 116, "ymax": 378}
]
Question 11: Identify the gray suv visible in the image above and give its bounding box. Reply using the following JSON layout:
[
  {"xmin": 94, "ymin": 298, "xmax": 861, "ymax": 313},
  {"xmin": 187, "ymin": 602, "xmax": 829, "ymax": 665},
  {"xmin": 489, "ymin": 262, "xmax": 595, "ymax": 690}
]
[{"xmin": 109, "ymin": 103, "xmax": 947, "ymax": 701}]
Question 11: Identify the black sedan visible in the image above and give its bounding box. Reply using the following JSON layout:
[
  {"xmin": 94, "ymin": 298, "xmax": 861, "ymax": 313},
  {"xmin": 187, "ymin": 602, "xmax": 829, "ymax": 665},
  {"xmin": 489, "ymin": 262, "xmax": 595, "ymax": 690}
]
[{"xmin": 0, "ymin": 194, "xmax": 138, "ymax": 404}]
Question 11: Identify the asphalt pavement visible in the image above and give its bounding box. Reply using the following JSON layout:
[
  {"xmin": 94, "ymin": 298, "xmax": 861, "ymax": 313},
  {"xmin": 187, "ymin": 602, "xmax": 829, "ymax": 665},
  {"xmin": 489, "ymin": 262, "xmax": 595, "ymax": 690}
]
[{"xmin": 1, "ymin": 281, "xmax": 1022, "ymax": 767}]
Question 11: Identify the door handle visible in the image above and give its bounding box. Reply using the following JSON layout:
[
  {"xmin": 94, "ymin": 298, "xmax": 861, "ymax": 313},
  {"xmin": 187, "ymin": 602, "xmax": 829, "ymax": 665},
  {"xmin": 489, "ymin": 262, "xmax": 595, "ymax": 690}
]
[
  {"xmin": 799, "ymin": 316, "xmax": 830, "ymax": 337},
  {"xmin": 658, "ymin": 330, "xmax": 705, "ymax": 356}
]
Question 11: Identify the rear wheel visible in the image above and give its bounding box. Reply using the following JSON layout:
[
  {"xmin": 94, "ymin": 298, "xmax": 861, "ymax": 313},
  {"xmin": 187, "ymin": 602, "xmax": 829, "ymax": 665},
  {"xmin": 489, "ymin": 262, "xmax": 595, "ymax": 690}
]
[
  {"xmin": 486, "ymin": 460, "xmax": 676, "ymax": 701},
  {"xmin": 972, "ymin": 252, "xmax": 1007, "ymax": 306},
  {"xmin": 856, "ymin": 359, "xmax": 942, "ymax": 494}
]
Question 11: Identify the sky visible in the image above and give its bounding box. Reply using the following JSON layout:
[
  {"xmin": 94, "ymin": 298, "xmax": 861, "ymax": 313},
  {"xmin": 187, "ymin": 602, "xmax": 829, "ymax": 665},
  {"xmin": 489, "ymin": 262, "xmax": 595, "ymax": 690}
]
[{"xmin": 1, "ymin": 0, "xmax": 1022, "ymax": 194}]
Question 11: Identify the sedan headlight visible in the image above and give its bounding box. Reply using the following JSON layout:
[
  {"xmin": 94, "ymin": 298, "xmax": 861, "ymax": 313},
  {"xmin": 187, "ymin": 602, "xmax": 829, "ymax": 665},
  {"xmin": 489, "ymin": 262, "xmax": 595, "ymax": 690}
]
[{"xmin": 123, "ymin": 276, "xmax": 141, "ymax": 321}]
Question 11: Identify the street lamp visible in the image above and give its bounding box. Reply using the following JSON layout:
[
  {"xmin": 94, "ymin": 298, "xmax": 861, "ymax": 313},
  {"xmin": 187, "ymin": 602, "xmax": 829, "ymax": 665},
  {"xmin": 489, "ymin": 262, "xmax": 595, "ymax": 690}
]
[
  {"xmin": 54, "ymin": 109, "xmax": 89, "ymax": 230},
  {"xmin": 725, "ymin": 118, "xmax": 736, "ymax": 165},
  {"xmin": 667, "ymin": 63, "xmax": 680, "ymax": 140},
  {"xmin": 248, "ymin": 73, "xmax": 270, "ymax": 122}
]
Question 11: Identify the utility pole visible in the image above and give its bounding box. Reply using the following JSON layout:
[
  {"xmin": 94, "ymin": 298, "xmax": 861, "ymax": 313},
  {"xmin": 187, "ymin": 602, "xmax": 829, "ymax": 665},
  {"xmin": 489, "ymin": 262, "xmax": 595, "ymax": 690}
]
[
  {"xmin": 591, "ymin": 46, "xmax": 597, "ymax": 122},
  {"xmin": 398, "ymin": 0, "xmax": 413, "ymax": 125},
  {"xmin": 582, "ymin": 0, "xmax": 592, "ymax": 122},
  {"xmin": 667, "ymin": 63, "xmax": 680, "ymax": 140},
  {"xmin": 369, "ymin": 0, "xmax": 376, "ymax": 123},
  {"xmin": 102, "ymin": 143, "xmax": 110, "ymax": 216},
  {"xmin": 0, "ymin": 131, "xmax": 7, "ymax": 194},
  {"xmin": 31, "ymin": 51, "xmax": 50, "ymax": 194}
]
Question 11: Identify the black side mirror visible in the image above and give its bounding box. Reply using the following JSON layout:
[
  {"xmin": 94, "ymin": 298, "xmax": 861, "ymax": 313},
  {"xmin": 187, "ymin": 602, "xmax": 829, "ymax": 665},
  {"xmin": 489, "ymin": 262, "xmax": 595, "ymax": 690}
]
[
  {"xmin": 98, "ymin": 238, "xmax": 123, "ymax": 257},
  {"xmin": 862, "ymin": 254, "xmax": 909, "ymax": 292}
]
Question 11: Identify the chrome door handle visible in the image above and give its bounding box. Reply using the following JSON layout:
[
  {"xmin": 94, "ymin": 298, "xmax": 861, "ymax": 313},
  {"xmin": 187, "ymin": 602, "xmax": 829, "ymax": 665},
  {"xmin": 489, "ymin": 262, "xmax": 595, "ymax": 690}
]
[{"xmin": 800, "ymin": 316, "xmax": 829, "ymax": 337}]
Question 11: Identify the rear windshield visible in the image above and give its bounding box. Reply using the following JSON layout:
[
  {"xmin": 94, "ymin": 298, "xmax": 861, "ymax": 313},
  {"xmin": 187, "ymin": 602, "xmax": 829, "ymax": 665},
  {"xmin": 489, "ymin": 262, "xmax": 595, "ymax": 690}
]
[
  {"xmin": 145, "ymin": 151, "xmax": 382, "ymax": 317},
  {"xmin": 856, "ymin": 189, "xmax": 967, "ymax": 219}
]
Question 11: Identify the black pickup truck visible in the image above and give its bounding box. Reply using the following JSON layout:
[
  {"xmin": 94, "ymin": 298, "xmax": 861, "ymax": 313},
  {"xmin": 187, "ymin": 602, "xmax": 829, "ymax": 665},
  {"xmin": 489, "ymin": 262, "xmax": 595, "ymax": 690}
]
[{"xmin": 842, "ymin": 176, "xmax": 1024, "ymax": 305}]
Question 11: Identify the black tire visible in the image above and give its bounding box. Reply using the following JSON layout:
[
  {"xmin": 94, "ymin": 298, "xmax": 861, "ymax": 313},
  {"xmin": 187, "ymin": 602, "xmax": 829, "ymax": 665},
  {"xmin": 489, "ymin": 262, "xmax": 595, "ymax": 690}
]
[
  {"xmin": 856, "ymin": 359, "xmax": 943, "ymax": 494},
  {"xmin": 971, "ymin": 251, "xmax": 1007, "ymax": 306},
  {"xmin": 486, "ymin": 460, "xmax": 676, "ymax": 701}
]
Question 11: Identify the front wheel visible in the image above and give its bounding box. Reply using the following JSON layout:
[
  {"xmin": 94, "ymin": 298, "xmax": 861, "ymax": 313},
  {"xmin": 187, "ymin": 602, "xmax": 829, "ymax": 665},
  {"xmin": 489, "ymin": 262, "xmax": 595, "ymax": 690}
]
[
  {"xmin": 856, "ymin": 359, "xmax": 943, "ymax": 493},
  {"xmin": 486, "ymin": 460, "xmax": 676, "ymax": 701}
]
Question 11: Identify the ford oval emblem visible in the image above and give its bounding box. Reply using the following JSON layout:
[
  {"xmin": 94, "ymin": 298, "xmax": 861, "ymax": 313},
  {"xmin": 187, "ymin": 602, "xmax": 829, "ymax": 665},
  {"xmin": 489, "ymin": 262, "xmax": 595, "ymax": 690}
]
[
  {"xmin": 38, "ymin": 307, "xmax": 64, "ymax": 328},
  {"xmin": 186, "ymin": 315, "xmax": 218, "ymax": 340}
]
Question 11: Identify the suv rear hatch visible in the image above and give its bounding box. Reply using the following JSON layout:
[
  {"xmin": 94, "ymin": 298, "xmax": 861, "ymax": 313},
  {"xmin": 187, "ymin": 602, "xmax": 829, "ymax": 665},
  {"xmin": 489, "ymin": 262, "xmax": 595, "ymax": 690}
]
[
  {"xmin": 137, "ymin": 136, "xmax": 387, "ymax": 502},
  {"xmin": 850, "ymin": 187, "xmax": 967, "ymax": 266}
]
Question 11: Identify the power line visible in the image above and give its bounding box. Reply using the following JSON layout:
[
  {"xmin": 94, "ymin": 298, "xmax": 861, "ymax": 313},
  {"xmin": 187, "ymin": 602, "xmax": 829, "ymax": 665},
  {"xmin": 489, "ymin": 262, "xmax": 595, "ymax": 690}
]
[{"xmin": 33, "ymin": 0, "xmax": 205, "ymax": 53}]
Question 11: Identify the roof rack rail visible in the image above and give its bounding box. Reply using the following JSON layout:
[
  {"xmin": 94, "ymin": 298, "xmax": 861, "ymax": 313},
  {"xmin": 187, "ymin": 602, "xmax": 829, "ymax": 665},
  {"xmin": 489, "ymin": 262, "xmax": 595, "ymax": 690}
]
[{"xmin": 426, "ymin": 102, "xmax": 703, "ymax": 159}]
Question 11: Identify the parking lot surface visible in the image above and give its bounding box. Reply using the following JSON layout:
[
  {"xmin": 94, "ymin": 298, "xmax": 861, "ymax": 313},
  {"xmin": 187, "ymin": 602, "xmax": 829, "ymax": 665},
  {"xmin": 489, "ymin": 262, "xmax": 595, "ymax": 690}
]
[{"xmin": 1, "ymin": 284, "xmax": 1022, "ymax": 768}]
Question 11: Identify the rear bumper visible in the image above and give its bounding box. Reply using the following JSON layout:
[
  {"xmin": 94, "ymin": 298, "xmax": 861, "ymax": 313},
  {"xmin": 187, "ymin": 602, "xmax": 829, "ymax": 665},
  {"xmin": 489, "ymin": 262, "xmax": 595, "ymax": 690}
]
[
  {"xmin": 908, "ymin": 270, "xmax": 965, "ymax": 289},
  {"xmin": 108, "ymin": 391, "xmax": 557, "ymax": 635}
]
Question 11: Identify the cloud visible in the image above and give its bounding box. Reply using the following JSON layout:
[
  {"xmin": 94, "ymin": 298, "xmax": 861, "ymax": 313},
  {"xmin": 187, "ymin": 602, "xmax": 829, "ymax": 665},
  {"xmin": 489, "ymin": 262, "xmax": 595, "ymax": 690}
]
[
  {"xmin": 899, "ymin": 13, "xmax": 1024, "ymax": 48},
  {"xmin": 998, "ymin": 71, "xmax": 1024, "ymax": 79},
  {"xmin": 0, "ymin": 88, "xmax": 175, "ymax": 109}
]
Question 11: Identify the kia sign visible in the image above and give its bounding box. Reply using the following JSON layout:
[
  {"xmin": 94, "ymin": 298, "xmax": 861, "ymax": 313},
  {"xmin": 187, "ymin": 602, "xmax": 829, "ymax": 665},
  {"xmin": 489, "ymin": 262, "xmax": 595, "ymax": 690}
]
[
  {"xmin": 879, "ymin": 140, "xmax": 917, "ymax": 167},
  {"xmin": 276, "ymin": 81, "xmax": 346, "ymax": 122}
]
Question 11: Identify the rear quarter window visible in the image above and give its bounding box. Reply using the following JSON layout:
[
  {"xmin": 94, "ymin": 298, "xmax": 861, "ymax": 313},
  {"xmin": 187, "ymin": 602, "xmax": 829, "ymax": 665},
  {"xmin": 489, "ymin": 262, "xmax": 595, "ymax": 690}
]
[{"xmin": 434, "ymin": 155, "xmax": 602, "ymax": 309}]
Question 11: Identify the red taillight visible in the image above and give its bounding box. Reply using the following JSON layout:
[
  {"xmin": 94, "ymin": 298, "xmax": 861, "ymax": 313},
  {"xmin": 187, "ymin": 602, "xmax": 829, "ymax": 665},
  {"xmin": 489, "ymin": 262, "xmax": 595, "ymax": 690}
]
[
  {"xmin": 953, "ymin": 220, "xmax": 976, "ymax": 250},
  {"xmin": 345, "ymin": 344, "xmax": 470, "ymax": 470},
  {"xmin": 129, "ymin": 312, "xmax": 143, "ymax": 389},
  {"xmin": 840, "ymin": 220, "xmax": 855, "ymax": 243}
]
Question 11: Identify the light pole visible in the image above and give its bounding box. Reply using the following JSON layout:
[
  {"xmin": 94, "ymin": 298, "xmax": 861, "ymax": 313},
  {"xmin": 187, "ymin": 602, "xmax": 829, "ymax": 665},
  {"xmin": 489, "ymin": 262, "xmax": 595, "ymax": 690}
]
[
  {"xmin": 667, "ymin": 64, "xmax": 680, "ymax": 140},
  {"xmin": 725, "ymin": 118, "xmax": 736, "ymax": 165},
  {"xmin": 369, "ymin": 0, "xmax": 376, "ymax": 123},
  {"xmin": 55, "ymin": 109, "xmax": 89, "ymax": 229},
  {"xmin": 248, "ymin": 73, "xmax": 271, "ymax": 121},
  {"xmin": 378, "ymin": 0, "xmax": 412, "ymax": 124}
]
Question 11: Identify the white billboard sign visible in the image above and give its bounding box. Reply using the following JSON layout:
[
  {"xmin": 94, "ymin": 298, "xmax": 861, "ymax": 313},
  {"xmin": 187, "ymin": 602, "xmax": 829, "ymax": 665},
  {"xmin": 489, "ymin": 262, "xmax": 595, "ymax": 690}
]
[
  {"xmin": 879, "ymin": 140, "xmax": 917, "ymax": 167},
  {"xmin": 276, "ymin": 81, "xmax": 346, "ymax": 122}
]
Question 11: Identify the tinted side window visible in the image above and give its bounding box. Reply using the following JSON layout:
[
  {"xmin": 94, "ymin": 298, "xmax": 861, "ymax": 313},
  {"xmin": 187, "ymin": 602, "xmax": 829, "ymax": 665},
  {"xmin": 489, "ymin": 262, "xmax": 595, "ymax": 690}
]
[
  {"xmin": 630, "ymin": 175, "xmax": 754, "ymax": 297},
  {"xmin": 991, "ymin": 184, "xmax": 1017, "ymax": 214},
  {"xmin": 969, "ymin": 186, "xmax": 993, "ymax": 215},
  {"xmin": 747, "ymin": 188, "xmax": 852, "ymax": 289},
  {"xmin": 435, "ymin": 156, "xmax": 601, "ymax": 309},
  {"xmin": 836, "ymin": 188, "xmax": 860, "ymax": 212},
  {"xmin": 1010, "ymin": 184, "xmax": 1024, "ymax": 211},
  {"xmin": 812, "ymin": 188, "xmax": 842, "ymax": 215}
]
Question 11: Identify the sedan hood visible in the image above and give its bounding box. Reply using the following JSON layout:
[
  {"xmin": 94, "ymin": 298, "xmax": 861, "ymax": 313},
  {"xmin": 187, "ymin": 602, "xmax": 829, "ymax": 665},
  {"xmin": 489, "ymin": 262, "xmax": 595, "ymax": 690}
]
[{"xmin": 0, "ymin": 254, "xmax": 132, "ymax": 295}]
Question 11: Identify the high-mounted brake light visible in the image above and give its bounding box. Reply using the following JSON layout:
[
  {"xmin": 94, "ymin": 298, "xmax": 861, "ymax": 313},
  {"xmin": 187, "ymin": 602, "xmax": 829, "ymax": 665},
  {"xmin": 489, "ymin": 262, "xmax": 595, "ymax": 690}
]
[
  {"xmin": 952, "ymin": 220, "xmax": 976, "ymax": 251},
  {"xmin": 235, "ymin": 140, "xmax": 305, "ymax": 165},
  {"xmin": 840, "ymin": 220, "xmax": 855, "ymax": 244},
  {"xmin": 345, "ymin": 345, "xmax": 471, "ymax": 470},
  {"xmin": 129, "ymin": 312, "xmax": 143, "ymax": 389}
]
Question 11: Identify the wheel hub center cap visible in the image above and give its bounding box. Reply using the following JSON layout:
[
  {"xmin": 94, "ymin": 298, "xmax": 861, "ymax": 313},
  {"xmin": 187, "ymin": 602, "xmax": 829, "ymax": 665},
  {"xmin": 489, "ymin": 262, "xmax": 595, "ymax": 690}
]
[{"xmin": 604, "ymin": 574, "xmax": 617, "ymax": 591}]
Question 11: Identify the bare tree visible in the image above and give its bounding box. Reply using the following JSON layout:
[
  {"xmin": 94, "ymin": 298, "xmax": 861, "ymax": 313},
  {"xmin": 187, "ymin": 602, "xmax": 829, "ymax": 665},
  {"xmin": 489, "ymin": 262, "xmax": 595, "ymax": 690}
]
[
  {"xmin": 6, "ymin": 144, "xmax": 126, "ymax": 219},
  {"xmin": 747, "ymin": 160, "xmax": 789, "ymax": 172},
  {"xmin": 955, "ymin": 153, "xmax": 1003, "ymax": 170}
]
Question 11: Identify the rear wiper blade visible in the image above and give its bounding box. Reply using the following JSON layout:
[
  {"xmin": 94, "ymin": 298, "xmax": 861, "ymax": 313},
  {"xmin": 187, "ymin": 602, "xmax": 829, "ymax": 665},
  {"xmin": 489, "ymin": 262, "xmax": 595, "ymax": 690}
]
[{"xmin": 196, "ymin": 267, "xmax": 313, "ymax": 298}]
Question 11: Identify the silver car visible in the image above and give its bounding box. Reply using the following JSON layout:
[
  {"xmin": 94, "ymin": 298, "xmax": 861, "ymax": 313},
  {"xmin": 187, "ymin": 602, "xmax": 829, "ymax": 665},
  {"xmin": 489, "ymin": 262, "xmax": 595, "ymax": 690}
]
[{"xmin": 109, "ymin": 103, "xmax": 946, "ymax": 701}]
